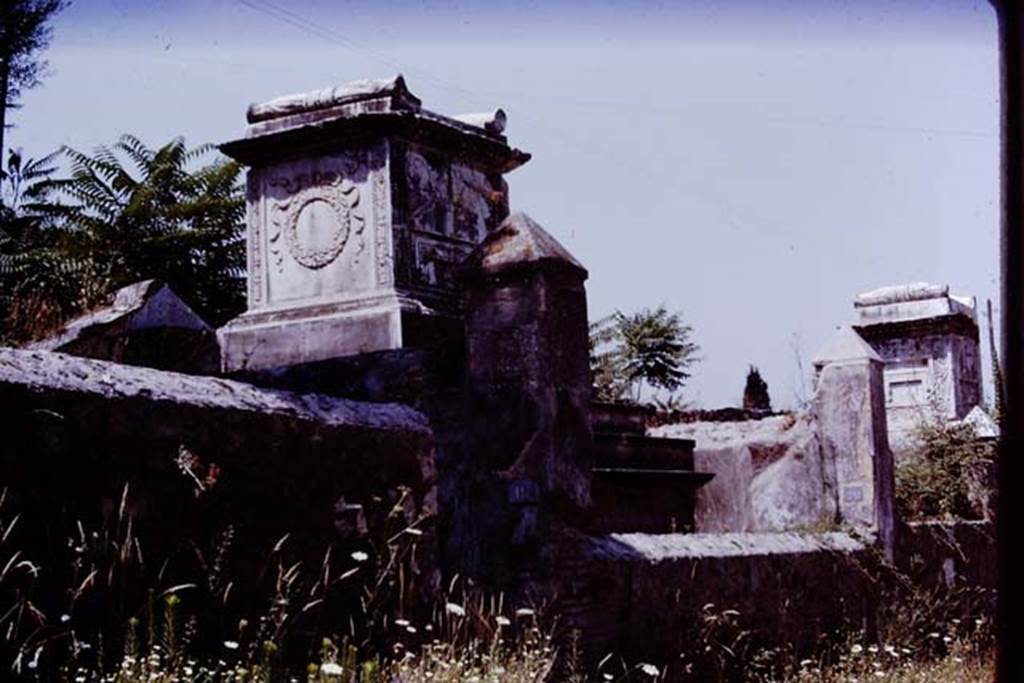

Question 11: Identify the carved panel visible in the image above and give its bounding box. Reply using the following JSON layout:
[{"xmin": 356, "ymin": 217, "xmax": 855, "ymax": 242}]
[
  {"xmin": 412, "ymin": 235, "xmax": 472, "ymax": 291},
  {"xmin": 452, "ymin": 164, "xmax": 495, "ymax": 241},
  {"xmin": 405, "ymin": 150, "xmax": 449, "ymax": 235},
  {"xmin": 246, "ymin": 173, "xmax": 264, "ymax": 306},
  {"xmin": 267, "ymin": 170, "xmax": 365, "ymax": 272},
  {"xmin": 373, "ymin": 167, "xmax": 393, "ymax": 286}
]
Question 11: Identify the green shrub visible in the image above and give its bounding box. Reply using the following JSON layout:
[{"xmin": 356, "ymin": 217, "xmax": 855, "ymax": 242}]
[{"xmin": 895, "ymin": 420, "xmax": 994, "ymax": 522}]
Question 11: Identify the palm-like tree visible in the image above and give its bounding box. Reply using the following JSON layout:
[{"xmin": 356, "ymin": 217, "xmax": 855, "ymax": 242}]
[
  {"xmin": 47, "ymin": 135, "xmax": 246, "ymax": 324},
  {"xmin": 1, "ymin": 135, "xmax": 246, "ymax": 341},
  {"xmin": 590, "ymin": 306, "xmax": 700, "ymax": 403}
]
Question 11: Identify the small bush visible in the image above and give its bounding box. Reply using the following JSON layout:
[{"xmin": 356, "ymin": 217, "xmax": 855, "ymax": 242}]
[{"xmin": 895, "ymin": 419, "xmax": 994, "ymax": 522}]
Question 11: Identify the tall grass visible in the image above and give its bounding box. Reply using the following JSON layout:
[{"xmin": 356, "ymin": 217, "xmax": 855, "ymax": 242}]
[{"xmin": 0, "ymin": 483, "xmax": 995, "ymax": 681}]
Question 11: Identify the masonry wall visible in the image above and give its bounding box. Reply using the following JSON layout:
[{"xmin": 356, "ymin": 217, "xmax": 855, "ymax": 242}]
[
  {"xmin": 574, "ymin": 532, "xmax": 873, "ymax": 675},
  {"xmin": 547, "ymin": 524, "xmax": 995, "ymax": 675},
  {"xmin": 896, "ymin": 520, "xmax": 996, "ymax": 593},
  {"xmin": 0, "ymin": 348, "xmax": 440, "ymax": 639}
]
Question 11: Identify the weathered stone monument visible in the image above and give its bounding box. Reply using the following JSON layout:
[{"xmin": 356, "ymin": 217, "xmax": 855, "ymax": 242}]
[
  {"xmin": 852, "ymin": 282, "xmax": 983, "ymax": 447},
  {"xmin": 217, "ymin": 75, "xmax": 529, "ymax": 371},
  {"xmin": 0, "ymin": 73, "xmax": 999, "ymax": 676},
  {"xmin": 458, "ymin": 211, "xmax": 594, "ymax": 581},
  {"xmin": 812, "ymin": 326, "xmax": 896, "ymax": 558}
]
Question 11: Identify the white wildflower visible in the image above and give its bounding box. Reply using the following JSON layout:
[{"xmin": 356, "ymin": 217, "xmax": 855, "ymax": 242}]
[
  {"xmin": 406, "ymin": 626, "xmax": 417, "ymax": 634},
  {"xmin": 60, "ymin": 614, "xmax": 71, "ymax": 624},
  {"xmin": 445, "ymin": 602, "xmax": 466, "ymax": 617},
  {"xmin": 850, "ymin": 644, "xmax": 864, "ymax": 654},
  {"xmin": 223, "ymin": 640, "xmax": 239, "ymax": 650},
  {"xmin": 321, "ymin": 662, "xmax": 344, "ymax": 676},
  {"xmin": 639, "ymin": 663, "xmax": 659, "ymax": 677},
  {"xmin": 395, "ymin": 619, "xmax": 410, "ymax": 627},
  {"xmin": 350, "ymin": 551, "xmax": 369, "ymax": 562}
]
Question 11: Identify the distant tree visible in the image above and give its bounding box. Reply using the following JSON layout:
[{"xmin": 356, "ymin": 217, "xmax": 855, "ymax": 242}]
[
  {"xmin": 590, "ymin": 306, "xmax": 700, "ymax": 403},
  {"xmin": 0, "ymin": 0, "xmax": 68, "ymax": 173},
  {"xmin": 742, "ymin": 365, "xmax": 771, "ymax": 411},
  {"xmin": 1, "ymin": 135, "xmax": 245, "ymax": 340}
]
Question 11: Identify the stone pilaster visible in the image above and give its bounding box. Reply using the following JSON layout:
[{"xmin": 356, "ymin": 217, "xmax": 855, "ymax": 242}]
[
  {"xmin": 812, "ymin": 326, "xmax": 896, "ymax": 560},
  {"xmin": 456, "ymin": 212, "xmax": 593, "ymax": 583}
]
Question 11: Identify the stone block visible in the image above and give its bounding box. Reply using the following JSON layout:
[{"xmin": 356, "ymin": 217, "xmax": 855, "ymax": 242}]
[
  {"xmin": 218, "ymin": 75, "xmax": 530, "ymax": 372},
  {"xmin": 812, "ymin": 326, "xmax": 896, "ymax": 559},
  {"xmin": 0, "ymin": 348, "xmax": 438, "ymax": 598},
  {"xmin": 28, "ymin": 279, "xmax": 218, "ymax": 374}
]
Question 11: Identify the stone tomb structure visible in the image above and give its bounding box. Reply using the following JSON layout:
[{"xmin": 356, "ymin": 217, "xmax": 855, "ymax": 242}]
[
  {"xmin": 0, "ymin": 75, "xmax": 996, "ymax": 674},
  {"xmin": 218, "ymin": 75, "xmax": 529, "ymax": 371},
  {"xmin": 852, "ymin": 282, "xmax": 983, "ymax": 447}
]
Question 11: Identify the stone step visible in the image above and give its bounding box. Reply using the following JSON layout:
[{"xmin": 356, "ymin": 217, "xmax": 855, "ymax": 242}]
[
  {"xmin": 590, "ymin": 468, "xmax": 714, "ymax": 534},
  {"xmin": 590, "ymin": 400, "xmax": 653, "ymax": 435},
  {"xmin": 592, "ymin": 430, "xmax": 696, "ymax": 470}
]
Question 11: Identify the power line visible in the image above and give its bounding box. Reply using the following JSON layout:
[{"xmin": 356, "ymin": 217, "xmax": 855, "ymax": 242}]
[{"xmin": 229, "ymin": 0, "xmax": 835, "ymax": 243}]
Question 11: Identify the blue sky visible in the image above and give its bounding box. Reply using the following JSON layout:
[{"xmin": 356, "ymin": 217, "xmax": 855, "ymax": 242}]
[{"xmin": 11, "ymin": 0, "xmax": 1000, "ymax": 408}]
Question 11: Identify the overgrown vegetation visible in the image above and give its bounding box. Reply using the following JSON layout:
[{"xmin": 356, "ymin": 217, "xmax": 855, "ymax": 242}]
[
  {"xmin": 0, "ymin": 136, "xmax": 245, "ymax": 343},
  {"xmin": 895, "ymin": 418, "xmax": 994, "ymax": 522},
  {"xmin": 0, "ymin": 478, "xmax": 994, "ymax": 681}
]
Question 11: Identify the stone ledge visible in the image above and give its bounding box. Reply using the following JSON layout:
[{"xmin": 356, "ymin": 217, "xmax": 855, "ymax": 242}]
[
  {"xmin": 589, "ymin": 531, "xmax": 867, "ymax": 561},
  {"xmin": 0, "ymin": 348, "xmax": 430, "ymax": 435}
]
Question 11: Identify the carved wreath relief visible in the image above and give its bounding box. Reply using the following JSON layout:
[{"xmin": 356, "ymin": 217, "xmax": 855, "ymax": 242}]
[{"xmin": 267, "ymin": 170, "xmax": 365, "ymax": 272}]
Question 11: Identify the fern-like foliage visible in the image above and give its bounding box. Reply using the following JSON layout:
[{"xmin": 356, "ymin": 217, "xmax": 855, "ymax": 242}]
[
  {"xmin": 589, "ymin": 306, "xmax": 701, "ymax": 404},
  {"xmin": 0, "ymin": 136, "xmax": 245, "ymax": 342}
]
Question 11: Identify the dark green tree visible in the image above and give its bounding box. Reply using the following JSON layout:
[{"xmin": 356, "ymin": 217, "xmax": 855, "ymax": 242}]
[
  {"xmin": 0, "ymin": 0, "xmax": 68, "ymax": 173},
  {"xmin": 0, "ymin": 146, "xmax": 84, "ymax": 341},
  {"xmin": 590, "ymin": 306, "xmax": 700, "ymax": 403},
  {"xmin": 742, "ymin": 365, "xmax": 771, "ymax": 411},
  {"xmin": 1, "ymin": 135, "xmax": 246, "ymax": 340}
]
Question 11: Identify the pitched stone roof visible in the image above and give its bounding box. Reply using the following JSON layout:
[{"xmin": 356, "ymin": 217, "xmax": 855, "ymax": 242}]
[
  {"xmin": 464, "ymin": 211, "xmax": 586, "ymax": 276},
  {"xmin": 811, "ymin": 326, "xmax": 882, "ymax": 367}
]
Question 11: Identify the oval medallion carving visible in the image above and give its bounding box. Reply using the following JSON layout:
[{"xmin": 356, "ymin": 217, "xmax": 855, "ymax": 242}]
[{"xmin": 284, "ymin": 180, "xmax": 361, "ymax": 270}]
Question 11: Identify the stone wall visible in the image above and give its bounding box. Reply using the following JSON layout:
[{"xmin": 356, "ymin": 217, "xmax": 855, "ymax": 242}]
[
  {"xmin": 896, "ymin": 520, "xmax": 996, "ymax": 593},
  {"xmin": 652, "ymin": 414, "xmax": 837, "ymax": 533},
  {"xmin": 0, "ymin": 348, "xmax": 439, "ymax": 601},
  {"xmin": 651, "ymin": 327, "xmax": 896, "ymax": 557},
  {"xmin": 576, "ymin": 532, "xmax": 873, "ymax": 673},
  {"xmin": 543, "ymin": 524, "xmax": 995, "ymax": 672}
]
